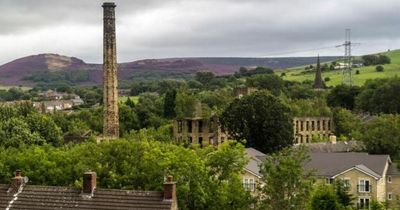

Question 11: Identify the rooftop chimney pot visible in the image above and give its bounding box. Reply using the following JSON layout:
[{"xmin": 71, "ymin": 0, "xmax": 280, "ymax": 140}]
[
  {"xmin": 164, "ymin": 175, "xmax": 178, "ymax": 209},
  {"xmin": 8, "ymin": 170, "xmax": 26, "ymax": 194},
  {"xmin": 82, "ymin": 171, "xmax": 97, "ymax": 194}
]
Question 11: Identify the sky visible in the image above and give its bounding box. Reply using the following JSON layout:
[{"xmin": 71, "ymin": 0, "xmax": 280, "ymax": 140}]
[{"xmin": 0, "ymin": 0, "xmax": 399, "ymax": 64}]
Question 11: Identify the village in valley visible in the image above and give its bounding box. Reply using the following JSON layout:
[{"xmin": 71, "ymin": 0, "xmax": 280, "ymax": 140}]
[{"xmin": 0, "ymin": 1, "xmax": 400, "ymax": 210}]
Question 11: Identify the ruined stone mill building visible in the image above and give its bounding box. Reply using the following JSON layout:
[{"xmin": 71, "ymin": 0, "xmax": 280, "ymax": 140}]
[
  {"xmin": 173, "ymin": 115, "xmax": 229, "ymax": 146},
  {"xmin": 102, "ymin": 2, "xmax": 119, "ymax": 139}
]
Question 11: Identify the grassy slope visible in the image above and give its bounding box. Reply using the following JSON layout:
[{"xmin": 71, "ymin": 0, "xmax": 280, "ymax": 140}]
[
  {"xmin": 0, "ymin": 86, "xmax": 32, "ymax": 91},
  {"xmin": 119, "ymin": 96, "xmax": 139, "ymax": 104},
  {"xmin": 277, "ymin": 49, "xmax": 400, "ymax": 86}
]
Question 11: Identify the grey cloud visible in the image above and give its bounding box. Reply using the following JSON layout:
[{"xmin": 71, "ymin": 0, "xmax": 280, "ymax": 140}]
[{"xmin": 0, "ymin": 0, "xmax": 399, "ymax": 64}]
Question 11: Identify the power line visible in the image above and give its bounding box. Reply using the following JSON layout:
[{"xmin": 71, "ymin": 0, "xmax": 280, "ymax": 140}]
[{"xmin": 262, "ymin": 45, "xmax": 340, "ymax": 57}]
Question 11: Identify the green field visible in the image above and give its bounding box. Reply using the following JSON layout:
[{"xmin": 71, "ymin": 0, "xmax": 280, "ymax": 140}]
[
  {"xmin": 119, "ymin": 96, "xmax": 139, "ymax": 104},
  {"xmin": 277, "ymin": 49, "xmax": 400, "ymax": 86},
  {"xmin": 0, "ymin": 86, "xmax": 32, "ymax": 91}
]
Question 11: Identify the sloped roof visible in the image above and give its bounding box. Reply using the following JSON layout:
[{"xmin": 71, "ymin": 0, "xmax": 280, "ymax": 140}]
[
  {"xmin": 387, "ymin": 162, "xmax": 400, "ymax": 175},
  {"xmin": 245, "ymin": 148, "xmax": 267, "ymax": 178},
  {"xmin": 304, "ymin": 152, "xmax": 390, "ymax": 178},
  {"xmin": 332, "ymin": 164, "xmax": 382, "ymax": 179},
  {"xmin": 0, "ymin": 184, "xmax": 173, "ymax": 210},
  {"xmin": 303, "ymin": 141, "xmax": 365, "ymax": 153}
]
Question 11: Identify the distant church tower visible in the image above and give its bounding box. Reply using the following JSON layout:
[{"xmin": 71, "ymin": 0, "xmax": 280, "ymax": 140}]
[
  {"xmin": 102, "ymin": 2, "xmax": 119, "ymax": 139},
  {"xmin": 313, "ymin": 55, "xmax": 325, "ymax": 90}
]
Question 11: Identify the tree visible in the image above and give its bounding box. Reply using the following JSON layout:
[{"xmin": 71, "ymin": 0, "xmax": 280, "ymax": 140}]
[
  {"xmin": 333, "ymin": 179, "xmax": 354, "ymax": 207},
  {"xmin": 362, "ymin": 54, "xmax": 391, "ymax": 66},
  {"xmin": 246, "ymin": 74, "xmax": 285, "ymax": 96},
  {"xmin": 290, "ymin": 97, "xmax": 332, "ymax": 117},
  {"xmin": 376, "ymin": 65, "xmax": 384, "ymax": 72},
  {"xmin": 327, "ymin": 84, "xmax": 361, "ymax": 110},
  {"xmin": 221, "ymin": 91, "xmax": 293, "ymax": 154},
  {"xmin": 361, "ymin": 115, "xmax": 400, "ymax": 159},
  {"xmin": 332, "ymin": 108, "xmax": 362, "ymax": 139},
  {"xmin": 356, "ymin": 77, "xmax": 400, "ymax": 114},
  {"xmin": 25, "ymin": 113, "xmax": 63, "ymax": 146},
  {"xmin": 195, "ymin": 71, "xmax": 215, "ymax": 86},
  {"xmin": 310, "ymin": 185, "xmax": 342, "ymax": 210},
  {"xmin": 175, "ymin": 90, "xmax": 198, "ymax": 118},
  {"xmin": 0, "ymin": 140, "xmax": 253, "ymax": 210},
  {"xmin": 257, "ymin": 147, "xmax": 314, "ymax": 210},
  {"xmin": 0, "ymin": 118, "xmax": 45, "ymax": 147},
  {"xmin": 163, "ymin": 89, "xmax": 177, "ymax": 118},
  {"xmin": 125, "ymin": 97, "xmax": 136, "ymax": 108}
]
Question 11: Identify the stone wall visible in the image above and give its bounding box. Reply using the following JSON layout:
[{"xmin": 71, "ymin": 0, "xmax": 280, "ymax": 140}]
[{"xmin": 293, "ymin": 117, "xmax": 333, "ymax": 144}]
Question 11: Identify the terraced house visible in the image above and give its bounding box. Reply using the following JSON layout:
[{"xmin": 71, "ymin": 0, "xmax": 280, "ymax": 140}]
[
  {"xmin": 0, "ymin": 170, "xmax": 178, "ymax": 210},
  {"xmin": 305, "ymin": 152, "xmax": 400, "ymax": 209}
]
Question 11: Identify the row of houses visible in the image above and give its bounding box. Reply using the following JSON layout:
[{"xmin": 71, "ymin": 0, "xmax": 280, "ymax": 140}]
[
  {"xmin": 243, "ymin": 146, "xmax": 400, "ymax": 209},
  {"xmin": 0, "ymin": 170, "xmax": 178, "ymax": 210}
]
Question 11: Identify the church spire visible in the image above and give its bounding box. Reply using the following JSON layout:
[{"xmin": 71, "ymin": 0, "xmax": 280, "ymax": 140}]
[{"xmin": 313, "ymin": 55, "xmax": 324, "ymax": 90}]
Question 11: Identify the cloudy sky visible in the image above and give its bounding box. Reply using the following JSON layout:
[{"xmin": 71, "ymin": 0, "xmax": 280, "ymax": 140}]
[{"xmin": 0, "ymin": 0, "xmax": 399, "ymax": 64}]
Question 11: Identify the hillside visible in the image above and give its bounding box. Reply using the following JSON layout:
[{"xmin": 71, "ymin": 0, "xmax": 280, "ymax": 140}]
[
  {"xmin": 278, "ymin": 49, "xmax": 400, "ymax": 86},
  {"xmin": 0, "ymin": 54, "xmax": 338, "ymax": 86}
]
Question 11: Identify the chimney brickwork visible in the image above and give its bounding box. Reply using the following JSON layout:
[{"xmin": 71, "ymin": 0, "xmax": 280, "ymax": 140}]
[
  {"xmin": 164, "ymin": 176, "xmax": 178, "ymax": 210},
  {"xmin": 102, "ymin": 2, "xmax": 119, "ymax": 139},
  {"xmin": 8, "ymin": 170, "xmax": 25, "ymax": 194},
  {"xmin": 82, "ymin": 171, "xmax": 97, "ymax": 194}
]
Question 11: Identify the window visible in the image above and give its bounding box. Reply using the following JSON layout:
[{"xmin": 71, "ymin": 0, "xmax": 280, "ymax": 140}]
[
  {"xmin": 325, "ymin": 178, "xmax": 334, "ymax": 184},
  {"xmin": 388, "ymin": 192, "xmax": 392, "ymax": 200},
  {"xmin": 388, "ymin": 176, "xmax": 392, "ymax": 183},
  {"xmin": 306, "ymin": 121, "xmax": 309, "ymax": 131},
  {"xmin": 198, "ymin": 120, "xmax": 203, "ymax": 133},
  {"xmin": 243, "ymin": 178, "xmax": 255, "ymax": 192},
  {"xmin": 317, "ymin": 121, "xmax": 320, "ymax": 131},
  {"xmin": 358, "ymin": 180, "xmax": 370, "ymax": 192},
  {"xmin": 359, "ymin": 198, "xmax": 370, "ymax": 209},
  {"xmin": 312, "ymin": 121, "xmax": 315, "ymax": 131},
  {"xmin": 199, "ymin": 137, "xmax": 203, "ymax": 147},
  {"xmin": 300, "ymin": 121, "xmax": 304, "ymax": 131},
  {"xmin": 295, "ymin": 121, "xmax": 299, "ymax": 133},
  {"xmin": 188, "ymin": 121, "xmax": 193, "ymax": 133},
  {"xmin": 328, "ymin": 120, "xmax": 331, "ymax": 130},
  {"xmin": 177, "ymin": 121, "xmax": 183, "ymax": 133},
  {"xmin": 343, "ymin": 178, "xmax": 351, "ymax": 188}
]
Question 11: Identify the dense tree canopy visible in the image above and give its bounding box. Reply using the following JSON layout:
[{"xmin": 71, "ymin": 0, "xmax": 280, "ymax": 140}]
[
  {"xmin": 356, "ymin": 77, "xmax": 400, "ymax": 114},
  {"xmin": 257, "ymin": 147, "xmax": 314, "ymax": 210},
  {"xmin": 361, "ymin": 114, "xmax": 400, "ymax": 159},
  {"xmin": 327, "ymin": 84, "xmax": 361, "ymax": 110},
  {"xmin": 221, "ymin": 91, "xmax": 293, "ymax": 153},
  {"xmin": 0, "ymin": 140, "xmax": 252, "ymax": 210}
]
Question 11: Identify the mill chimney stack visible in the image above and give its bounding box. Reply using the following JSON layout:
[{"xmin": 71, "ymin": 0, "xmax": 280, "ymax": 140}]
[{"xmin": 102, "ymin": 2, "xmax": 119, "ymax": 139}]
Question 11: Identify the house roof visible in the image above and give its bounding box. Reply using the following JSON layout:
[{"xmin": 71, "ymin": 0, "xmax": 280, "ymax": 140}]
[
  {"xmin": 303, "ymin": 141, "xmax": 365, "ymax": 153},
  {"xmin": 245, "ymin": 148, "xmax": 267, "ymax": 178},
  {"xmin": 304, "ymin": 152, "xmax": 390, "ymax": 178},
  {"xmin": 387, "ymin": 163, "xmax": 400, "ymax": 175},
  {"xmin": 0, "ymin": 184, "xmax": 173, "ymax": 210},
  {"xmin": 332, "ymin": 164, "xmax": 382, "ymax": 179}
]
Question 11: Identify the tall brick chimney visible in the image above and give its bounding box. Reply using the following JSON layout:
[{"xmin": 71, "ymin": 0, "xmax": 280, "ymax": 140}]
[
  {"xmin": 102, "ymin": 2, "xmax": 119, "ymax": 140},
  {"xmin": 164, "ymin": 176, "xmax": 178, "ymax": 210},
  {"xmin": 82, "ymin": 171, "xmax": 97, "ymax": 194}
]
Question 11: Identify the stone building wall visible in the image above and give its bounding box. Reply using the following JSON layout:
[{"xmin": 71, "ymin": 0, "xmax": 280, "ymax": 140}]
[
  {"xmin": 173, "ymin": 117, "xmax": 228, "ymax": 146},
  {"xmin": 293, "ymin": 117, "xmax": 333, "ymax": 144}
]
